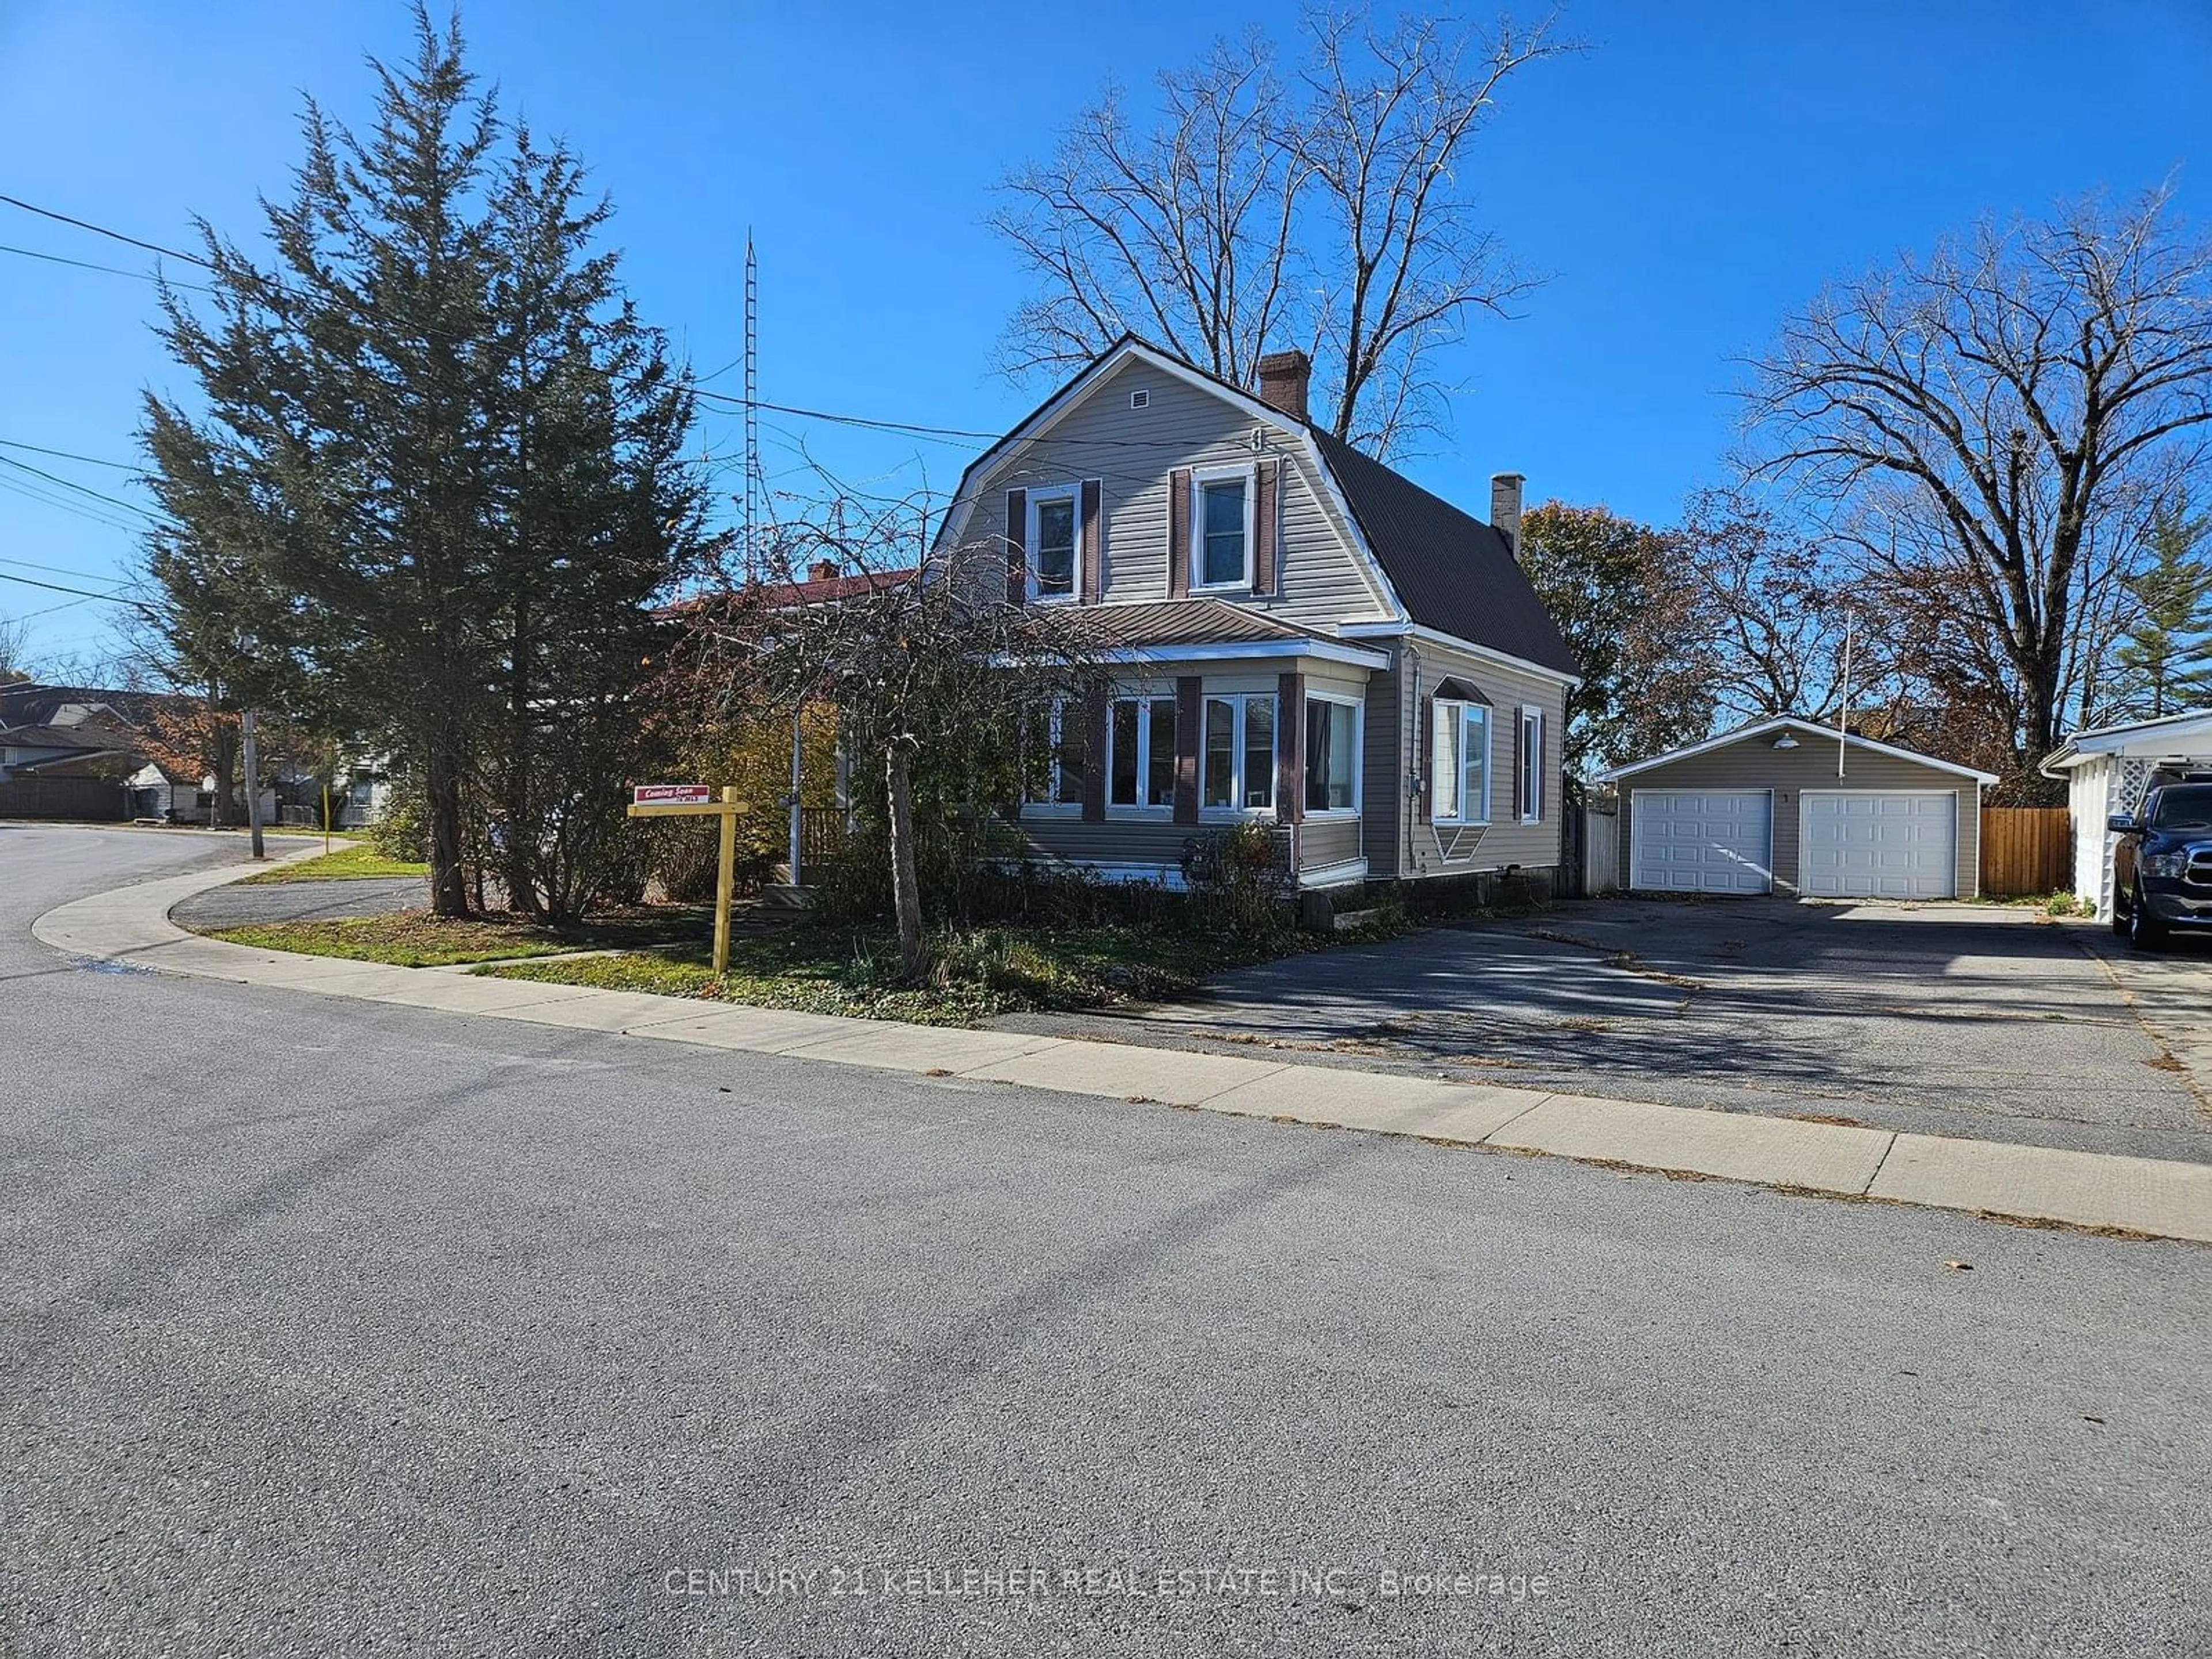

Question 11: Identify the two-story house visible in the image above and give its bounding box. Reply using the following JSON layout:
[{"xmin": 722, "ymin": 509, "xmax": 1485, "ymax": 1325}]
[{"xmin": 931, "ymin": 336, "xmax": 1580, "ymax": 896}]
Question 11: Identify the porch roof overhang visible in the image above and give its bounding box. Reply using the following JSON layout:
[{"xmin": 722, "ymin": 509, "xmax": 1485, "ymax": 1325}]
[
  {"xmin": 1027, "ymin": 597, "xmax": 1391, "ymax": 672},
  {"xmin": 2039, "ymin": 707, "xmax": 2212, "ymax": 778}
]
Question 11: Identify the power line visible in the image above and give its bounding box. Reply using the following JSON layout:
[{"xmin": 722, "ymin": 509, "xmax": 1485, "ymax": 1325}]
[
  {"xmin": 0, "ymin": 569, "xmax": 151, "ymax": 609},
  {"xmin": 0, "ymin": 456, "xmax": 166, "ymax": 524},
  {"xmin": 0, "ymin": 192, "xmax": 214, "ymax": 271},
  {"xmin": 0, "ymin": 437, "xmax": 142, "ymax": 474},
  {"xmin": 0, "ymin": 241, "xmax": 216, "ymax": 293},
  {"xmin": 0, "ymin": 554, "xmax": 135, "ymax": 589},
  {"xmin": 0, "ymin": 472, "xmax": 147, "ymax": 535}
]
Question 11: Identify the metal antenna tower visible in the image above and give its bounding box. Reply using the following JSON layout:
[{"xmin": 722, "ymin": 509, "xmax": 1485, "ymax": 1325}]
[{"xmin": 743, "ymin": 233, "xmax": 762, "ymax": 581}]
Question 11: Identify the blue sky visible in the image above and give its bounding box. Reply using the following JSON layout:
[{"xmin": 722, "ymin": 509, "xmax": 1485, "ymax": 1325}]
[{"xmin": 1, "ymin": 0, "xmax": 2205, "ymax": 666}]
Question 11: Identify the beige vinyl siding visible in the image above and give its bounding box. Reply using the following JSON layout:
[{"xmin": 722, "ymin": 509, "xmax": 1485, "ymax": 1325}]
[
  {"xmin": 1300, "ymin": 817, "xmax": 1363, "ymax": 874},
  {"xmin": 965, "ymin": 359, "xmax": 1392, "ymax": 628},
  {"xmin": 1395, "ymin": 637, "xmax": 1567, "ymax": 878},
  {"xmin": 1615, "ymin": 737, "xmax": 1982, "ymax": 896},
  {"xmin": 1017, "ymin": 815, "xmax": 1191, "ymax": 874}
]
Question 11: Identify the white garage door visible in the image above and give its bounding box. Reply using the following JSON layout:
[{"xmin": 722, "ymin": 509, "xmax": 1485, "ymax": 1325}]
[
  {"xmin": 1632, "ymin": 791, "xmax": 1773, "ymax": 894},
  {"xmin": 1800, "ymin": 791, "xmax": 1956, "ymax": 899}
]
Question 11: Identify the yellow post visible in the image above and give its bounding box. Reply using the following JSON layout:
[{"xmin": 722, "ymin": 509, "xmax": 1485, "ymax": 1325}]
[{"xmin": 712, "ymin": 783, "xmax": 739, "ymax": 978}]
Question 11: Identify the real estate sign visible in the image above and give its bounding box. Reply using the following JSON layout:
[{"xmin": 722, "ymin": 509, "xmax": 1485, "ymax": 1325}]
[
  {"xmin": 632, "ymin": 784, "xmax": 713, "ymax": 807},
  {"xmin": 624, "ymin": 783, "xmax": 747, "ymax": 976}
]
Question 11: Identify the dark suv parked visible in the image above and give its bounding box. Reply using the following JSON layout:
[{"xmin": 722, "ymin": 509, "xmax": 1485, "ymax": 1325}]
[{"xmin": 2110, "ymin": 782, "xmax": 2212, "ymax": 949}]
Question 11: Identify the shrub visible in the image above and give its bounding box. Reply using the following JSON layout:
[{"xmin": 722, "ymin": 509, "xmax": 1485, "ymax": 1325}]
[
  {"xmin": 1182, "ymin": 821, "xmax": 1295, "ymax": 940},
  {"xmin": 368, "ymin": 785, "xmax": 429, "ymax": 862}
]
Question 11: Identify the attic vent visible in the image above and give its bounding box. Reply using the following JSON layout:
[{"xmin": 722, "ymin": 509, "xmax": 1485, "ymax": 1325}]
[{"xmin": 1128, "ymin": 388, "xmax": 1150, "ymax": 410}]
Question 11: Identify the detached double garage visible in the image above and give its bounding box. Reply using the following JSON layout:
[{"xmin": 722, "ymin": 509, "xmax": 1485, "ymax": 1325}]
[{"xmin": 1600, "ymin": 718, "xmax": 1999, "ymax": 900}]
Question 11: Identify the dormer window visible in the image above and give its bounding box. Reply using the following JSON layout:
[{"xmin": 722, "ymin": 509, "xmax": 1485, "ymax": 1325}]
[
  {"xmin": 1029, "ymin": 486, "xmax": 1080, "ymax": 601},
  {"xmin": 1190, "ymin": 463, "xmax": 1255, "ymax": 590}
]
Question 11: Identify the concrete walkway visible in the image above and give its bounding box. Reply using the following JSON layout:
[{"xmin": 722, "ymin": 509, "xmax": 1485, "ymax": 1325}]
[{"xmin": 32, "ymin": 848, "xmax": 2212, "ymax": 1247}]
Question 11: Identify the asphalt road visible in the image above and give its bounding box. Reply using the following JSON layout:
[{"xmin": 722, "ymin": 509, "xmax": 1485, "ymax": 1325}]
[
  {"xmin": 4, "ymin": 824, "xmax": 2210, "ymax": 1657},
  {"xmin": 1004, "ymin": 897, "xmax": 2212, "ymax": 1163}
]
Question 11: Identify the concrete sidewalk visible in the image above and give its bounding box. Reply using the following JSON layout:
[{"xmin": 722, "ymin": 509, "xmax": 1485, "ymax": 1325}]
[{"xmin": 32, "ymin": 850, "xmax": 2212, "ymax": 1247}]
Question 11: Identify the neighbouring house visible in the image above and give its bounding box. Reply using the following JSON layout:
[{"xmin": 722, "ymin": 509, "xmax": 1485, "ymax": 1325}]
[
  {"xmin": 930, "ymin": 336, "xmax": 1580, "ymax": 896},
  {"xmin": 2039, "ymin": 707, "xmax": 2212, "ymax": 919},
  {"xmin": 1596, "ymin": 717, "xmax": 1998, "ymax": 899}
]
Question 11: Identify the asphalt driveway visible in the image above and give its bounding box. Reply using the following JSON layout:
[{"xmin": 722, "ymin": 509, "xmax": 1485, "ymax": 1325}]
[{"xmin": 999, "ymin": 899, "xmax": 2212, "ymax": 1164}]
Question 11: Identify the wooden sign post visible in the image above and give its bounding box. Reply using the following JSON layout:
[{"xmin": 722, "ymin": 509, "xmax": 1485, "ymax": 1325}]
[{"xmin": 627, "ymin": 785, "xmax": 745, "ymax": 976}]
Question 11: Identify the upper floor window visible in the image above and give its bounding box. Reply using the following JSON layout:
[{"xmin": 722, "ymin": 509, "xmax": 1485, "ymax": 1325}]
[
  {"xmin": 1190, "ymin": 464, "xmax": 1254, "ymax": 590},
  {"xmin": 1029, "ymin": 486, "xmax": 1078, "ymax": 601},
  {"xmin": 1432, "ymin": 699, "xmax": 1490, "ymax": 824},
  {"xmin": 1202, "ymin": 693, "xmax": 1276, "ymax": 812}
]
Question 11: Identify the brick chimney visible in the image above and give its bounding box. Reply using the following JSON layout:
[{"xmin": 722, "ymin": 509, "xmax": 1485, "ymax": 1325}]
[
  {"xmin": 1255, "ymin": 350, "xmax": 1312, "ymax": 423},
  {"xmin": 1490, "ymin": 473, "xmax": 1525, "ymax": 556},
  {"xmin": 809, "ymin": 558, "xmax": 839, "ymax": 582}
]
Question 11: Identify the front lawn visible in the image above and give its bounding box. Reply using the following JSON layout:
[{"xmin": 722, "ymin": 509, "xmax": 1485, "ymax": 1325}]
[
  {"xmin": 204, "ymin": 906, "xmax": 711, "ymax": 968},
  {"xmin": 234, "ymin": 844, "xmax": 431, "ymax": 884},
  {"xmin": 478, "ymin": 914, "xmax": 1411, "ymax": 1026}
]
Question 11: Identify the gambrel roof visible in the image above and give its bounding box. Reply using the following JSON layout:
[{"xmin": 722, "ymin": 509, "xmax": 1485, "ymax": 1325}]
[{"xmin": 933, "ymin": 336, "xmax": 1579, "ymax": 681}]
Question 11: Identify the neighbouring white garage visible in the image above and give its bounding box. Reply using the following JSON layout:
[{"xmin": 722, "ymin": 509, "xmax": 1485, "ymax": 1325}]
[
  {"xmin": 1630, "ymin": 790, "xmax": 1772, "ymax": 894},
  {"xmin": 1800, "ymin": 791, "xmax": 1957, "ymax": 899}
]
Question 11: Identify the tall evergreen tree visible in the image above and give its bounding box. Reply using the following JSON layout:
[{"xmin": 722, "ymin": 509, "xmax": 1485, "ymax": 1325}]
[
  {"xmin": 142, "ymin": 9, "xmax": 701, "ymax": 915},
  {"xmin": 2112, "ymin": 494, "xmax": 2212, "ymax": 721}
]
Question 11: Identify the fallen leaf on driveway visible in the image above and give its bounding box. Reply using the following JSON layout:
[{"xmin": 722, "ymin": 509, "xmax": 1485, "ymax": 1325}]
[{"xmin": 1944, "ymin": 1260, "xmax": 1974, "ymax": 1271}]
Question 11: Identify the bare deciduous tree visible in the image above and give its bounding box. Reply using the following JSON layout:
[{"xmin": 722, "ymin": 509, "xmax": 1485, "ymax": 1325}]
[
  {"xmin": 1740, "ymin": 185, "xmax": 2212, "ymax": 794},
  {"xmin": 686, "ymin": 493, "xmax": 1103, "ymax": 982},
  {"xmin": 991, "ymin": 5, "xmax": 1569, "ymax": 457},
  {"xmin": 1682, "ymin": 489, "xmax": 1865, "ymax": 725}
]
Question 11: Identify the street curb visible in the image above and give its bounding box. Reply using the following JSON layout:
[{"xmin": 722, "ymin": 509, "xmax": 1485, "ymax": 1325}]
[{"xmin": 31, "ymin": 853, "xmax": 2212, "ymax": 1247}]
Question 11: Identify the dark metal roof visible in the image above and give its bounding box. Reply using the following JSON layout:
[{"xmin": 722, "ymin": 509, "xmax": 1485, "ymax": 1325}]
[
  {"xmin": 1306, "ymin": 430, "xmax": 1579, "ymax": 677},
  {"xmin": 1078, "ymin": 599, "xmax": 1320, "ymax": 651}
]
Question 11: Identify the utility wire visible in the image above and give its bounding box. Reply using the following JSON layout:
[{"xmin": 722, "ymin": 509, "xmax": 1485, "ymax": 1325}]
[
  {"xmin": 0, "ymin": 554, "xmax": 135, "ymax": 589},
  {"xmin": 0, "ymin": 192, "xmax": 214, "ymax": 270},
  {"xmin": 0, "ymin": 241, "xmax": 217, "ymax": 294},
  {"xmin": 0, "ymin": 456, "xmax": 167, "ymax": 524},
  {"xmin": 0, "ymin": 437, "xmax": 142, "ymax": 473},
  {"xmin": 0, "ymin": 472, "xmax": 147, "ymax": 535},
  {"xmin": 0, "ymin": 569, "xmax": 152, "ymax": 609}
]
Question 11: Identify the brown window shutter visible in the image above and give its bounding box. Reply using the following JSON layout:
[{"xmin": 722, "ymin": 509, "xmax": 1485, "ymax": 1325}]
[
  {"xmin": 1079, "ymin": 480, "xmax": 1102, "ymax": 604},
  {"xmin": 1081, "ymin": 687, "xmax": 1108, "ymax": 823},
  {"xmin": 1166, "ymin": 469, "xmax": 1190, "ymax": 599},
  {"xmin": 1004, "ymin": 488, "xmax": 1027, "ymax": 605},
  {"xmin": 1418, "ymin": 694, "xmax": 1434, "ymax": 823},
  {"xmin": 1276, "ymin": 670, "xmax": 1305, "ymax": 825},
  {"xmin": 1252, "ymin": 460, "xmax": 1278, "ymax": 597},
  {"xmin": 1173, "ymin": 676, "xmax": 1201, "ymax": 824}
]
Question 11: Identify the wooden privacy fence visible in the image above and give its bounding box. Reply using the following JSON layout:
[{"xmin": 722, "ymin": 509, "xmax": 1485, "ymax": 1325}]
[
  {"xmin": 1980, "ymin": 806, "xmax": 2071, "ymax": 897},
  {"xmin": 0, "ymin": 776, "xmax": 130, "ymax": 821}
]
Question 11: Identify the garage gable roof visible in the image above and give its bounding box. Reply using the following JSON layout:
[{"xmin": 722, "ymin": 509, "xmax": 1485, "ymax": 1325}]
[{"xmin": 1596, "ymin": 717, "xmax": 2001, "ymax": 786}]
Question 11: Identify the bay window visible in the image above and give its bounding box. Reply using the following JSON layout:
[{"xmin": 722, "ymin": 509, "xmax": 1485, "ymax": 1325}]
[
  {"xmin": 1304, "ymin": 696, "xmax": 1359, "ymax": 814},
  {"xmin": 1202, "ymin": 693, "xmax": 1277, "ymax": 811},
  {"xmin": 1432, "ymin": 699, "xmax": 1490, "ymax": 824},
  {"xmin": 1023, "ymin": 699, "xmax": 1087, "ymax": 809},
  {"xmin": 1109, "ymin": 695, "xmax": 1177, "ymax": 809}
]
